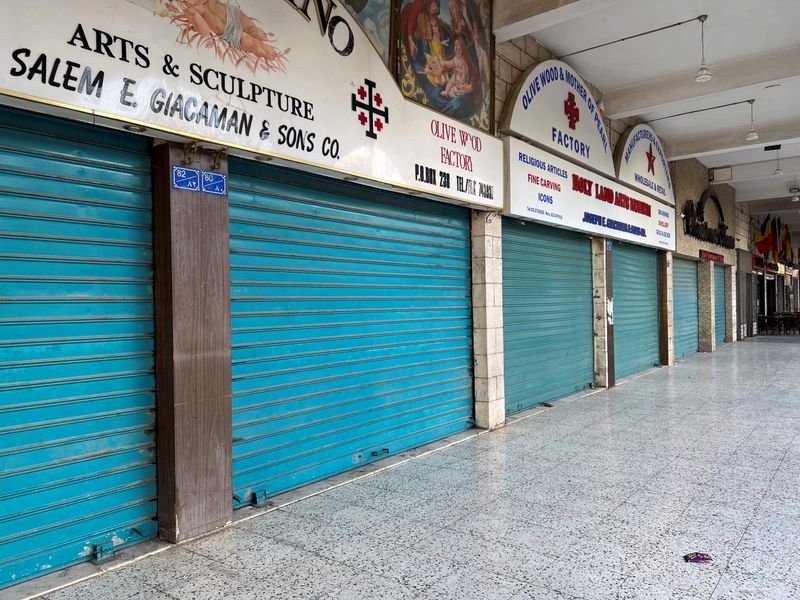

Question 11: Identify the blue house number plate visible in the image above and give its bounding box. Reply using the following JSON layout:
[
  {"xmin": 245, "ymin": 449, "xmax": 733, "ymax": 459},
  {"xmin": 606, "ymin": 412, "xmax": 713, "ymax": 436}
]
[
  {"xmin": 202, "ymin": 171, "xmax": 227, "ymax": 195},
  {"xmin": 172, "ymin": 166, "xmax": 200, "ymax": 191}
]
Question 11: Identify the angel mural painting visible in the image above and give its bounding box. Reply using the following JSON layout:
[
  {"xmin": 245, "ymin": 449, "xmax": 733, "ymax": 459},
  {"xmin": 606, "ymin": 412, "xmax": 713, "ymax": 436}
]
[
  {"xmin": 161, "ymin": 0, "xmax": 289, "ymax": 73},
  {"xmin": 399, "ymin": 0, "xmax": 491, "ymax": 131}
]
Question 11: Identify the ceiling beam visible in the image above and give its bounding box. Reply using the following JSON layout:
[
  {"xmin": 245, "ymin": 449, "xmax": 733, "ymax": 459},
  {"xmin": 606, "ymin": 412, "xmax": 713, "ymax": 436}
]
[
  {"xmin": 711, "ymin": 157, "xmax": 800, "ymax": 184},
  {"xmin": 493, "ymin": 0, "xmax": 624, "ymax": 43},
  {"xmin": 604, "ymin": 46, "xmax": 800, "ymax": 120},
  {"xmin": 737, "ymin": 188, "xmax": 799, "ymax": 203},
  {"xmin": 665, "ymin": 119, "xmax": 800, "ymax": 161},
  {"xmin": 746, "ymin": 198, "xmax": 800, "ymax": 212}
]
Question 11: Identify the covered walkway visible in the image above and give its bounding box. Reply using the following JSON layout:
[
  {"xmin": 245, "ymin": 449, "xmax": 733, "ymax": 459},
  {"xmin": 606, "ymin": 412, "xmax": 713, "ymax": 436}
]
[{"xmin": 29, "ymin": 339, "xmax": 800, "ymax": 600}]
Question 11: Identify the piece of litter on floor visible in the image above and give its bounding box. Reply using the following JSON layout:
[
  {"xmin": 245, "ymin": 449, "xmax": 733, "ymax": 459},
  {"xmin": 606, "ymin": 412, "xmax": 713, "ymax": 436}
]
[{"xmin": 683, "ymin": 552, "xmax": 713, "ymax": 563}]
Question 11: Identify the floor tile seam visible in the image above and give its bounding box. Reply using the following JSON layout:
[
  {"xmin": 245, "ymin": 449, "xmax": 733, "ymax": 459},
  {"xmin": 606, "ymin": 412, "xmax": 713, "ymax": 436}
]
[
  {"xmin": 436, "ymin": 518, "xmax": 598, "ymax": 556},
  {"xmin": 178, "ymin": 542, "xmax": 278, "ymax": 574},
  {"xmin": 231, "ymin": 429, "xmax": 492, "ymax": 529},
  {"xmin": 435, "ymin": 555, "xmax": 561, "ymax": 593},
  {"xmin": 301, "ymin": 545, "xmax": 445, "ymax": 596},
  {"xmin": 19, "ymin": 544, "xmax": 178, "ymax": 600},
  {"xmin": 517, "ymin": 583, "xmax": 587, "ymax": 600},
  {"xmin": 711, "ymin": 441, "xmax": 794, "ymax": 598},
  {"xmin": 436, "ymin": 518, "xmax": 558, "ymax": 546},
  {"xmin": 239, "ymin": 515, "xmax": 409, "ymax": 551},
  {"xmin": 504, "ymin": 388, "xmax": 610, "ymax": 427},
  {"xmin": 217, "ymin": 530, "xmax": 404, "ymax": 585}
]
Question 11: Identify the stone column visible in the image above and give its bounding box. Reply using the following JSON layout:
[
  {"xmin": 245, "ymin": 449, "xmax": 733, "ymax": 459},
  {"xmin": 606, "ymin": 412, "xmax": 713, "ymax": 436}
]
[
  {"xmin": 659, "ymin": 251, "xmax": 675, "ymax": 366},
  {"xmin": 591, "ymin": 238, "xmax": 611, "ymax": 387},
  {"xmin": 726, "ymin": 266, "xmax": 736, "ymax": 343},
  {"xmin": 698, "ymin": 260, "xmax": 715, "ymax": 352},
  {"xmin": 471, "ymin": 210, "xmax": 505, "ymax": 429}
]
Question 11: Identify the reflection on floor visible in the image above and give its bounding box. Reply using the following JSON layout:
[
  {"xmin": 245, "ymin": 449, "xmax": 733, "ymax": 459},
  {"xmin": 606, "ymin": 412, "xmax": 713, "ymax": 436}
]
[{"xmin": 34, "ymin": 338, "xmax": 800, "ymax": 600}]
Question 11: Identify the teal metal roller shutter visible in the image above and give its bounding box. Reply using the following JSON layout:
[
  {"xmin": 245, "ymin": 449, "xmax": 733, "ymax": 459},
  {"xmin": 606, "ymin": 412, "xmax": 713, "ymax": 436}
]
[
  {"xmin": 0, "ymin": 108, "xmax": 155, "ymax": 588},
  {"xmin": 673, "ymin": 258, "xmax": 699, "ymax": 359},
  {"xmin": 613, "ymin": 243, "xmax": 659, "ymax": 380},
  {"xmin": 228, "ymin": 159, "xmax": 473, "ymax": 506},
  {"xmin": 502, "ymin": 219, "xmax": 594, "ymax": 415},
  {"xmin": 715, "ymin": 264, "xmax": 726, "ymax": 345}
]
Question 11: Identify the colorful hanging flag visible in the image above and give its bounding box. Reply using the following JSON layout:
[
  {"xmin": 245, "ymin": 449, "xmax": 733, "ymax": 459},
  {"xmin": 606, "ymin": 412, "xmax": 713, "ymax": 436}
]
[
  {"xmin": 772, "ymin": 216, "xmax": 783, "ymax": 261},
  {"xmin": 780, "ymin": 225, "xmax": 793, "ymax": 266},
  {"xmin": 754, "ymin": 214, "xmax": 775, "ymax": 256}
]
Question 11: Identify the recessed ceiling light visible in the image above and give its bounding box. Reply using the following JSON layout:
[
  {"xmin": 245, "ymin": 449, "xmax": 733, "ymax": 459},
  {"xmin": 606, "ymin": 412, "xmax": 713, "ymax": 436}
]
[{"xmin": 123, "ymin": 124, "xmax": 146, "ymax": 133}]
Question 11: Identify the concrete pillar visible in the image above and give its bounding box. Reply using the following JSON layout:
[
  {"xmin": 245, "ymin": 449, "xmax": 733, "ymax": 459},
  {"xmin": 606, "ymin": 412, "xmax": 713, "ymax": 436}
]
[
  {"xmin": 659, "ymin": 252, "xmax": 675, "ymax": 366},
  {"xmin": 698, "ymin": 260, "xmax": 715, "ymax": 352},
  {"xmin": 726, "ymin": 266, "xmax": 735, "ymax": 343},
  {"xmin": 591, "ymin": 238, "xmax": 611, "ymax": 387},
  {"xmin": 471, "ymin": 210, "xmax": 505, "ymax": 429}
]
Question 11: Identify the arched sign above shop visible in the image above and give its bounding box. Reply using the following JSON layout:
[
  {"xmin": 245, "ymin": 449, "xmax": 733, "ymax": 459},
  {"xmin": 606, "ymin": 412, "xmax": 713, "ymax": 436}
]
[
  {"xmin": 615, "ymin": 124, "xmax": 674, "ymax": 206},
  {"xmin": 501, "ymin": 60, "xmax": 615, "ymax": 178}
]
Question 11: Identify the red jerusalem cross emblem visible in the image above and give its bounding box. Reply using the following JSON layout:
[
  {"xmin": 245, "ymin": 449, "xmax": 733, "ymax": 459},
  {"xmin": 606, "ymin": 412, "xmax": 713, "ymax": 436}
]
[
  {"xmin": 646, "ymin": 143, "xmax": 656, "ymax": 175},
  {"xmin": 564, "ymin": 92, "xmax": 580, "ymax": 129},
  {"xmin": 351, "ymin": 79, "xmax": 389, "ymax": 139}
]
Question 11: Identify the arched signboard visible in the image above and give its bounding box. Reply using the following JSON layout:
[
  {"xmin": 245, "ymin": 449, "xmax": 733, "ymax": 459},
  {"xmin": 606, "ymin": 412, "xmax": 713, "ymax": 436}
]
[
  {"xmin": 615, "ymin": 124, "xmax": 674, "ymax": 206},
  {"xmin": 501, "ymin": 59, "xmax": 614, "ymax": 178}
]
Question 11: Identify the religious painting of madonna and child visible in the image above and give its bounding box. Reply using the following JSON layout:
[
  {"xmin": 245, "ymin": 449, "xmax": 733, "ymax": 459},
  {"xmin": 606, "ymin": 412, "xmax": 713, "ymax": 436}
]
[{"xmin": 398, "ymin": 0, "xmax": 492, "ymax": 131}]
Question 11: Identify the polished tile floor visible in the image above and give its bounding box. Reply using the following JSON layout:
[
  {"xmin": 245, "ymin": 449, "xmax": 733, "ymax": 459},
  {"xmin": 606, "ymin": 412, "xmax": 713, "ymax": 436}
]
[{"xmin": 37, "ymin": 338, "xmax": 800, "ymax": 599}]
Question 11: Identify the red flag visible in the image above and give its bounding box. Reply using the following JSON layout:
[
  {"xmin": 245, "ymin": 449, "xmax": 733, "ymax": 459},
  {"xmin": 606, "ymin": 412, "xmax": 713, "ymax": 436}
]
[{"xmin": 754, "ymin": 215, "xmax": 774, "ymax": 256}]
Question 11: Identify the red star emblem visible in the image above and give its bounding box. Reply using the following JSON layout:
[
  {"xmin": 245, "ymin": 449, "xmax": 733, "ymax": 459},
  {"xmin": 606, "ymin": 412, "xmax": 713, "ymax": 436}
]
[
  {"xmin": 646, "ymin": 143, "xmax": 656, "ymax": 175},
  {"xmin": 374, "ymin": 93, "xmax": 382, "ymax": 107},
  {"xmin": 358, "ymin": 112, "xmax": 367, "ymax": 126},
  {"xmin": 357, "ymin": 86, "xmax": 367, "ymax": 100}
]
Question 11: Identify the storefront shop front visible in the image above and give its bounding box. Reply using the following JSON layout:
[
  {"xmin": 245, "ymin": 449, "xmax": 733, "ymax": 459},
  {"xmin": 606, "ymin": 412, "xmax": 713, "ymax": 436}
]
[
  {"xmin": 500, "ymin": 61, "xmax": 675, "ymax": 407},
  {"xmin": 0, "ymin": 0, "xmax": 503, "ymax": 587},
  {"xmin": 670, "ymin": 158, "xmax": 737, "ymax": 352}
]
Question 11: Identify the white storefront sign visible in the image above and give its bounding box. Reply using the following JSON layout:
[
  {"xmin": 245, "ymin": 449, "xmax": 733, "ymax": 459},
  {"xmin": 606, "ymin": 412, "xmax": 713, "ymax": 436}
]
[
  {"xmin": 501, "ymin": 60, "xmax": 615, "ymax": 178},
  {"xmin": 0, "ymin": 0, "xmax": 502, "ymax": 209},
  {"xmin": 614, "ymin": 124, "xmax": 674, "ymax": 206},
  {"xmin": 506, "ymin": 137, "xmax": 676, "ymax": 251}
]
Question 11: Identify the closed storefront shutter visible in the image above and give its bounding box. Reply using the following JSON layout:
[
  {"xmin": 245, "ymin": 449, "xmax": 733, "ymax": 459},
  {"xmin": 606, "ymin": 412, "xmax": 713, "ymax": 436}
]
[
  {"xmin": 715, "ymin": 264, "xmax": 726, "ymax": 345},
  {"xmin": 613, "ymin": 243, "xmax": 660, "ymax": 380},
  {"xmin": 228, "ymin": 159, "xmax": 473, "ymax": 506},
  {"xmin": 673, "ymin": 258, "xmax": 699, "ymax": 359},
  {"xmin": 502, "ymin": 219, "xmax": 594, "ymax": 415},
  {"xmin": 0, "ymin": 108, "xmax": 156, "ymax": 588}
]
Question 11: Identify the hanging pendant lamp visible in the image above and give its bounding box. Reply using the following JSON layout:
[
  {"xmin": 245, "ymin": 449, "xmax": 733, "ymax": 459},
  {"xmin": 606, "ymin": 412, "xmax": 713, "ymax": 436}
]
[
  {"xmin": 746, "ymin": 100, "xmax": 759, "ymax": 141},
  {"xmin": 774, "ymin": 148, "xmax": 783, "ymax": 176},
  {"xmin": 695, "ymin": 15, "xmax": 712, "ymax": 83}
]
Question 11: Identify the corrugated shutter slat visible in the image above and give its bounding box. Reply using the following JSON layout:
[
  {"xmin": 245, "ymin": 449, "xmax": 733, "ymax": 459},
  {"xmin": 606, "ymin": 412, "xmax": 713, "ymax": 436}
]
[
  {"xmin": 502, "ymin": 220, "xmax": 594, "ymax": 415},
  {"xmin": 0, "ymin": 108, "xmax": 156, "ymax": 589},
  {"xmin": 613, "ymin": 244, "xmax": 659, "ymax": 380},
  {"xmin": 228, "ymin": 160, "xmax": 473, "ymax": 506},
  {"xmin": 715, "ymin": 265, "xmax": 726, "ymax": 344},
  {"xmin": 673, "ymin": 258, "xmax": 699, "ymax": 359}
]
